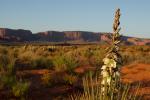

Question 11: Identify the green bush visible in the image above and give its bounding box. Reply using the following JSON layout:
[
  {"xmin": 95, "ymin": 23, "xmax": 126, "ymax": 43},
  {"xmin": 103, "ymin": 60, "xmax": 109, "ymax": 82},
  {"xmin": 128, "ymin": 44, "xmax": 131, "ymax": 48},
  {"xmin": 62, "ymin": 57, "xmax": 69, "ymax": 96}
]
[
  {"xmin": 53, "ymin": 55, "xmax": 79, "ymax": 72},
  {"xmin": 0, "ymin": 54, "xmax": 10, "ymax": 69},
  {"xmin": 83, "ymin": 48, "xmax": 94, "ymax": 58},
  {"xmin": 0, "ymin": 54, "xmax": 16, "ymax": 90},
  {"xmin": 53, "ymin": 56, "xmax": 67, "ymax": 71},
  {"xmin": 12, "ymin": 81, "xmax": 30, "ymax": 98},
  {"xmin": 31, "ymin": 57, "xmax": 53, "ymax": 69},
  {"xmin": 90, "ymin": 49, "xmax": 105, "ymax": 67},
  {"xmin": 0, "ymin": 46, "xmax": 30, "ymax": 98},
  {"xmin": 0, "ymin": 74, "xmax": 16, "ymax": 90}
]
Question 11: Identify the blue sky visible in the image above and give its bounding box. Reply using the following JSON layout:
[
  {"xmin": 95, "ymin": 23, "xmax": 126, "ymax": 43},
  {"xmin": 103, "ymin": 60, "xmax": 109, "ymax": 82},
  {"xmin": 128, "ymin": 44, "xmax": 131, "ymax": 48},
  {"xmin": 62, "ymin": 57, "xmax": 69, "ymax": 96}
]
[{"xmin": 0, "ymin": 0, "xmax": 150, "ymax": 38}]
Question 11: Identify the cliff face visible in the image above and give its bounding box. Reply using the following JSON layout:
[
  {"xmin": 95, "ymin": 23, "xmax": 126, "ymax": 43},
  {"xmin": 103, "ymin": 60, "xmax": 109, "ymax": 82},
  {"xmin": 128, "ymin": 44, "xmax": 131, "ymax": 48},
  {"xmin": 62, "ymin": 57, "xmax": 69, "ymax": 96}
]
[
  {"xmin": 64, "ymin": 31, "xmax": 101, "ymax": 42},
  {"xmin": 36, "ymin": 31, "xmax": 102, "ymax": 42},
  {"xmin": 36, "ymin": 31, "xmax": 66, "ymax": 42},
  {"xmin": 0, "ymin": 28, "xmax": 34, "ymax": 42},
  {"xmin": 0, "ymin": 28, "xmax": 150, "ymax": 45}
]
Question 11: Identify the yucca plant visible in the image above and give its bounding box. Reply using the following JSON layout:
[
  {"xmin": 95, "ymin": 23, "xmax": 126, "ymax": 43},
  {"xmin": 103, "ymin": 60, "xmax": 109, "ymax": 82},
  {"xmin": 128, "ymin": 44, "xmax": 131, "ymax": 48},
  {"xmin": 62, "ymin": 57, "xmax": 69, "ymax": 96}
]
[
  {"xmin": 70, "ymin": 73, "xmax": 141, "ymax": 100},
  {"xmin": 71, "ymin": 8, "xmax": 141, "ymax": 100},
  {"xmin": 100, "ymin": 8, "xmax": 122, "ymax": 96}
]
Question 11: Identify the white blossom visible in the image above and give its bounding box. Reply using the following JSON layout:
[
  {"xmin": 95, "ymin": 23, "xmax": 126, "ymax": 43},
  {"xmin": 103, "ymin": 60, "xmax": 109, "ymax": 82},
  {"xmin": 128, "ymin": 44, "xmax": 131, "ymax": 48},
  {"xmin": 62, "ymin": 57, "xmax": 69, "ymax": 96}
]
[
  {"xmin": 106, "ymin": 76, "xmax": 111, "ymax": 85},
  {"xmin": 108, "ymin": 59, "xmax": 116, "ymax": 68},
  {"xmin": 103, "ymin": 58, "xmax": 110, "ymax": 65},
  {"xmin": 101, "ymin": 70, "xmax": 109, "ymax": 78},
  {"xmin": 103, "ymin": 58, "xmax": 117, "ymax": 68},
  {"xmin": 101, "ymin": 87, "xmax": 105, "ymax": 92},
  {"xmin": 101, "ymin": 65, "xmax": 107, "ymax": 70},
  {"xmin": 101, "ymin": 79, "xmax": 105, "ymax": 85}
]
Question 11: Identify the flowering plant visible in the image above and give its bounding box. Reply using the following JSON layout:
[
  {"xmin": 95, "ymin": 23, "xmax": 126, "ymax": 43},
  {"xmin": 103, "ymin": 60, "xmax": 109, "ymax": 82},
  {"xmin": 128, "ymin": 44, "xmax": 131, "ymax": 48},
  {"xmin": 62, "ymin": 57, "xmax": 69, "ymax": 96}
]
[{"xmin": 100, "ymin": 8, "xmax": 122, "ymax": 94}]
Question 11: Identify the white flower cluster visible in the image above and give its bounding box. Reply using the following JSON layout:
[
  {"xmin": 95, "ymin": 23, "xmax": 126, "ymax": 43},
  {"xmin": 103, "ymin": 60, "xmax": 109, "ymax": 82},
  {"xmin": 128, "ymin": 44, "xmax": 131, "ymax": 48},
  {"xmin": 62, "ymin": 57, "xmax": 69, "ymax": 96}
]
[
  {"xmin": 100, "ymin": 8, "xmax": 121, "ymax": 94},
  {"xmin": 101, "ymin": 58, "xmax": 120, "ymax": 87}
]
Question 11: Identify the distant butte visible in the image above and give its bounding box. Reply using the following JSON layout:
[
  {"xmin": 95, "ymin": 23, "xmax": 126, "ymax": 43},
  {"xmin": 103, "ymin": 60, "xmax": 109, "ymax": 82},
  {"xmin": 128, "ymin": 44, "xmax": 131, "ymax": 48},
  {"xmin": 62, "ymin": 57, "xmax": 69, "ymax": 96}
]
[{"xmin": 0, "ymin": 28, "xmax": 150, "ymax": 45}]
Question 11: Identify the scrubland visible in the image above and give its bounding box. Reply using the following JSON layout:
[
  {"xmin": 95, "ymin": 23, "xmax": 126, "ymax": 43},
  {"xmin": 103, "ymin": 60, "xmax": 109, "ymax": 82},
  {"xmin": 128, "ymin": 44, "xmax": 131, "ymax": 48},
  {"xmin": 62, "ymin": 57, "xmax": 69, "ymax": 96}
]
[{"xmin": 0, "ymin": 44, "xmax": 150, "ymax": 100}]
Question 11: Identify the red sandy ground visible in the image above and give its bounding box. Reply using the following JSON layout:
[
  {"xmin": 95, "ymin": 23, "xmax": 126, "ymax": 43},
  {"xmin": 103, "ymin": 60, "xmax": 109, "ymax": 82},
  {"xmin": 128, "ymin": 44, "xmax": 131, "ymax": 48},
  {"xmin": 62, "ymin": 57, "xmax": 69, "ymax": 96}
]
[
  {"xmin": 0, "ymin": 63, "xmax": 150, "ymax": 100},
  {"xmin": 121, "ymin": 63, "xmax": 150, "ymax": 100},
  {"xmin": 29, "ymin": 63, "xmax": 150, "ymax": 100}
]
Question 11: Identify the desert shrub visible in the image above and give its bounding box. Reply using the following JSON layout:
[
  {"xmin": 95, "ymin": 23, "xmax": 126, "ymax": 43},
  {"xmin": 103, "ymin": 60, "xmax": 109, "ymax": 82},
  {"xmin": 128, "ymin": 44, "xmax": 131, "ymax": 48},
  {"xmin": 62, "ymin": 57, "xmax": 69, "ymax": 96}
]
[
  {"xmin": 53, "ymin": 56, "xmax": 67, "ymax": 71},
  {"xmin": 65, "ymin": 56, "xmax": 79, "ymax": 73},
  {"xmin": 83, "ymin": 48, "xmax": 94, "ymax": 58},
  {"xmin": 53, "ymin": 55, "xmax": 79, "ymax": 72},
  {"xmin": 47, "ymin": 47, "xmax": 56, "ymax": 52},
  {"xmin": 0, "ymin": 47, "xmax": 15, "ymax": 70},
  {"xmin": 17, "ymin": 51, "xmax": 34, "ymax": 68},
  {"xmin": 18, "ymin": 51, "xmax": 33, "ymax": 61},
  {"xmin": 31, "ymin": 57, "xmax": 53, "ymax": 69},
  {"xmin": 63, "ymin": 74, "xmax": 77, "ymax": 85},
  {"xmin": 121, "ymin": 49, "xmax": 150, "ymax": 65},
  {"xmin": 135, "ymin": 55, "xmax": 150, "ymax": 64},
  {"xmin": 0, "ymin": 46, "xmax": 8, "ymax": 54},
  {"xmin": 0, "ymin": 46, "xmax": 30, "ymax": 98},
  {"xmin": 43, "ymin": 72, "xmax": 78, "ymax": 86},
  {"xmin": 34, "ymin": 46, "xmax": 50, "ymax": 56},
  {"xmin": 0, "ymin": 54, "xmax": 10, "ymax": 69},
  {"xmin": 90, "ymin": 49, "xmax": 105, "ymax": 67},
  {"xmin": 41, "ymin": 73, "xmax": 52, "ymax": 87},
  {"xmin": 49, "ymin": 72, "xmax": 67, "ymax": 85},
  {"xmin": 0, "ymin": 73, "xmax": 16, "ymax": 90},
  {"xmin": 12, "ymin": 81, "xmax": 30, "ymax": 98},
  {"xmin": 0, "ymin": 52, "xmax": 16, "ymax": 89},
  {"xmin": 134, "ymin": 46, "xmax": 150, "ymax": 52},
  {"xmin": 12, "ymin": 48, "xmax": 19, "ymax": 58},
  {"xmin": 121, "ymin": 52, "xmax": 140, "ymax": 65}
]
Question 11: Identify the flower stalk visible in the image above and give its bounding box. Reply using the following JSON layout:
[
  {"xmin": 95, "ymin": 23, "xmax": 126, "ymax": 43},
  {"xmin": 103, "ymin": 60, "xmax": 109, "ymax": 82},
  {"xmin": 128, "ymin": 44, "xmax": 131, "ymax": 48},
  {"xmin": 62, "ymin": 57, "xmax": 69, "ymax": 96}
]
[{"xmin": 100, "ymin": 8, "xmax": 122, "ymax": 94}]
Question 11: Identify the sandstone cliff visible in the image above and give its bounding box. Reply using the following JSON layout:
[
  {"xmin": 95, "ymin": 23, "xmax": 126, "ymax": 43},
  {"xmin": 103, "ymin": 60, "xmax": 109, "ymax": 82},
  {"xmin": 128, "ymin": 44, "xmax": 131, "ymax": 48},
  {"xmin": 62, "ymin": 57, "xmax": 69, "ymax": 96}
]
[{"xmin": 0, "ymin": 28, "xmax": 150, "ymax": 45}]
